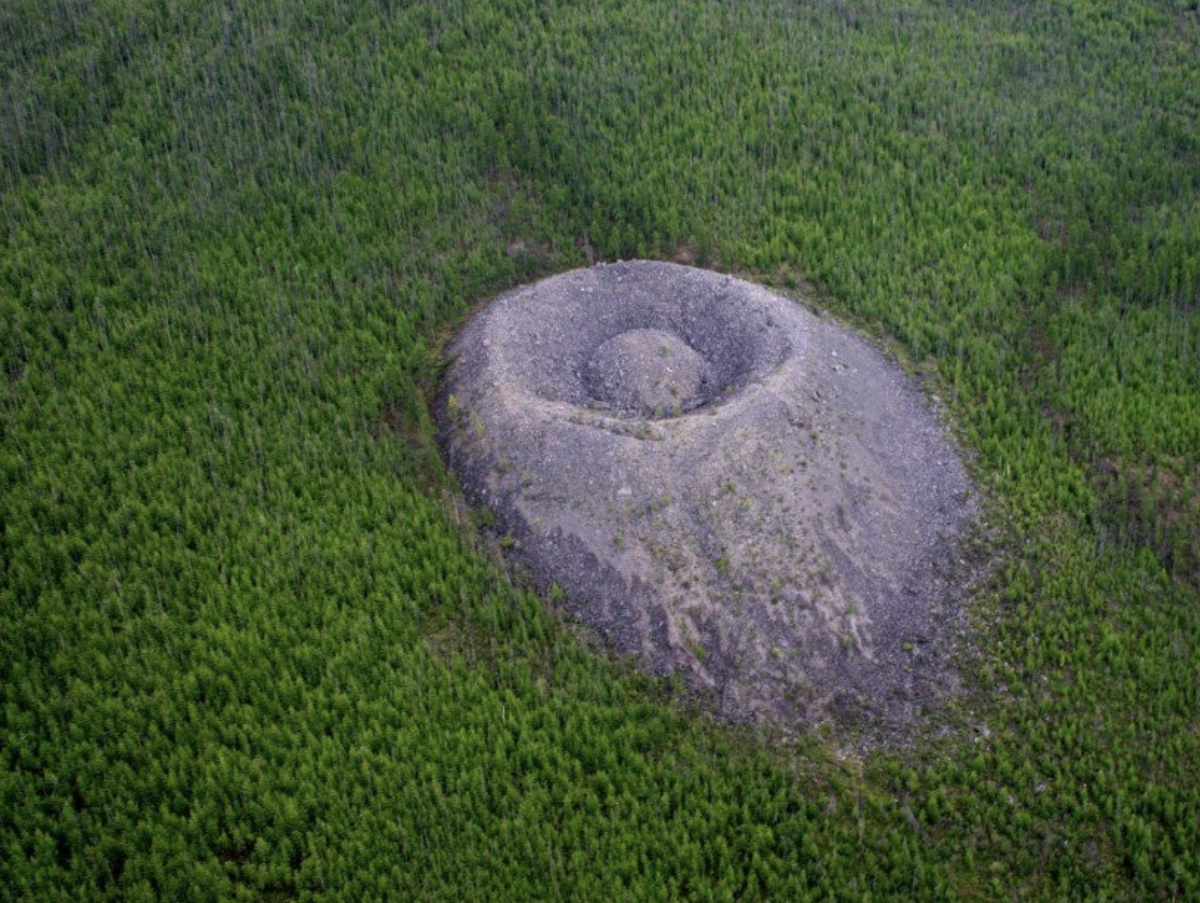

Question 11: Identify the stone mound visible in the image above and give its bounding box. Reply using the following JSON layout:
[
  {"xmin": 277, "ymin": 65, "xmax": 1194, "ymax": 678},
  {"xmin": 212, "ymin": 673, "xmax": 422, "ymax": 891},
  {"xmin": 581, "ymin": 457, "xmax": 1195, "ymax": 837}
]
[
  {"xmin": 585, "ymin": 329, "xmax": 710, "ymax": 417},
  {"xmin": 438, "ymin": 261, "xmax": 977, "ymax": 736}
]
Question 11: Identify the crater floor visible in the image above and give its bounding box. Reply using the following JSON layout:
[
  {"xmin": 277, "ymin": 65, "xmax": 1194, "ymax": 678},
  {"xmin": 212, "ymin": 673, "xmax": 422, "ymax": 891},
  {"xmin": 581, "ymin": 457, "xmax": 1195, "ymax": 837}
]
[{"xmin": 439, "ymin": 261, "xmax": 978, "ymax": 736}]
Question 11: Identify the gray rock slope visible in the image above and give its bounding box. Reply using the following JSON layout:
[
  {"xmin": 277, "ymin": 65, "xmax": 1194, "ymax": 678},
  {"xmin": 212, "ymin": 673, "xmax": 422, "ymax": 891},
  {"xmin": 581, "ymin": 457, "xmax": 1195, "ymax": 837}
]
[{"xmin": 439, "ymin": 261, "xmax": 976, "ymax": 734}]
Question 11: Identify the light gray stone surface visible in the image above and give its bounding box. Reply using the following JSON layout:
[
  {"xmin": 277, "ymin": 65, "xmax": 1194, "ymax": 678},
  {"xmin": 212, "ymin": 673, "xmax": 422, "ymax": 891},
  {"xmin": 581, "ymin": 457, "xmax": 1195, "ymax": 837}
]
[{"xmin": 439, "ymin": 261, "xmax": 978, "ymax": 737}]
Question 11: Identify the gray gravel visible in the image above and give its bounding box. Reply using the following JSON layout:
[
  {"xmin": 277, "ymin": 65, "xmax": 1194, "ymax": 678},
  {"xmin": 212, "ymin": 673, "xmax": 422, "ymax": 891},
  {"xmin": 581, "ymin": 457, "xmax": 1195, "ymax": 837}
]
[{"xmin": 438, "ymin": 261, "xmax": 979, "ymax": 740}]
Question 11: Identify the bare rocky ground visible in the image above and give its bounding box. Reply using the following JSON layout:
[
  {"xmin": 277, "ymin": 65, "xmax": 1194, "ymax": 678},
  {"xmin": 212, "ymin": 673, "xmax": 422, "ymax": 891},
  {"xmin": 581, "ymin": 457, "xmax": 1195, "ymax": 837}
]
[{"xmin": 438, "ymin": 261, "xmax": 980, "ymax": 743}]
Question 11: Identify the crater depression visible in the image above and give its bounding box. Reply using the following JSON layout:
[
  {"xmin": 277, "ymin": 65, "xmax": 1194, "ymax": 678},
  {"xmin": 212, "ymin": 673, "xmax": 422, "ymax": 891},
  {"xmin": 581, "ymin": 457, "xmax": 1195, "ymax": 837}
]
[{"xmin": 438, "ymin": 261, "xmax": 977, "ymax": 735}]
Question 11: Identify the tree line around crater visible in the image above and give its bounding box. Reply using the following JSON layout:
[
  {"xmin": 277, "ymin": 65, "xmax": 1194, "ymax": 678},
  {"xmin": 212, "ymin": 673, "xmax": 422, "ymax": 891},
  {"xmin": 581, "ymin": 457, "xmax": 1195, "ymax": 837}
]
[{"xmin": 2, "ymin": 0, "xmax": 1199, "ymax": 900}]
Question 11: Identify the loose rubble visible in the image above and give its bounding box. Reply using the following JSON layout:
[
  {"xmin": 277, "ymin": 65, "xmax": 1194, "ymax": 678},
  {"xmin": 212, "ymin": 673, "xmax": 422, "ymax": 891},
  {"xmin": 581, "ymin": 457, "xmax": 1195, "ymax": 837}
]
[{"xmin": 438, "ymin": 261, "xmax": 978, "ymax": 739}]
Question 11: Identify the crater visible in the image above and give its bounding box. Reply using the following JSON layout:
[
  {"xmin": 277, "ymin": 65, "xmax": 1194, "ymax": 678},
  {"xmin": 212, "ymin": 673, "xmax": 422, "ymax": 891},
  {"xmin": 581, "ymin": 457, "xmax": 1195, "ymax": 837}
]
[{"xmin": 438, "ymin": 261, "xmax": 979, "ymax": 740}]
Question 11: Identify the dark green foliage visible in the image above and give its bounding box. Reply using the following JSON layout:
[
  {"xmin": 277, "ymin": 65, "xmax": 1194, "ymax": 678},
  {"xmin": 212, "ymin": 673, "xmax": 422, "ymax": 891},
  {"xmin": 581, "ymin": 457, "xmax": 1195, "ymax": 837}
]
[{"xmin": 2, "ymin": 0, "xmax": 1198, "ymax": 899}]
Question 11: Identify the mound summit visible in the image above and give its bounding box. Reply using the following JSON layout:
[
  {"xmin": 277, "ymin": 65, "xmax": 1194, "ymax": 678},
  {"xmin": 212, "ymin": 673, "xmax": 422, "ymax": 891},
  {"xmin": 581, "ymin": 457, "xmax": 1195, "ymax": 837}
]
[{"xmin": 439, "ymin": 261, "xmax": 977, "ymax": 735}]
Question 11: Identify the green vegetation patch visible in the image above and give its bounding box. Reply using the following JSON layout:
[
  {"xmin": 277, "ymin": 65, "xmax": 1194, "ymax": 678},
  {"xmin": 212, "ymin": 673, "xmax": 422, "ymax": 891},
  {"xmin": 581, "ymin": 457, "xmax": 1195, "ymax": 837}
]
[{"xmin": 2, "ymin": 0, "xmax": 1199, "ymax": 900}]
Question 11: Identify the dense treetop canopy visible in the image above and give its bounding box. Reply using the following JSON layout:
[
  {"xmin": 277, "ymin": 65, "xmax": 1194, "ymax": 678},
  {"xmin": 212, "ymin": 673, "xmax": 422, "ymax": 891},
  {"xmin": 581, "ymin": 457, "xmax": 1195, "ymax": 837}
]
[{"xmin": 2, "ymin": 0, "xmax": 1198, "ymax": 900}]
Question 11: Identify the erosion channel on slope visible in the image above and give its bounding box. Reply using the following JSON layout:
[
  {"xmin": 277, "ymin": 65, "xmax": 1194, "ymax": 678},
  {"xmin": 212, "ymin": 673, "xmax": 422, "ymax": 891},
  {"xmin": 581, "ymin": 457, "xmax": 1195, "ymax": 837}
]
[{"xmin": 438, "ymin": 261, "xmax": 979, "ymax": 739}]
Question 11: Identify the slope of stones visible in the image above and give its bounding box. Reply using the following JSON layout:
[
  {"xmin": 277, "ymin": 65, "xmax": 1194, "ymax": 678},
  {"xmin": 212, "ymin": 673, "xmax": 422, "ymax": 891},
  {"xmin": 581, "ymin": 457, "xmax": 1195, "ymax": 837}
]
[{"xmin": 439, "ymin": 261, "xmax": 977, "ymax": 736}]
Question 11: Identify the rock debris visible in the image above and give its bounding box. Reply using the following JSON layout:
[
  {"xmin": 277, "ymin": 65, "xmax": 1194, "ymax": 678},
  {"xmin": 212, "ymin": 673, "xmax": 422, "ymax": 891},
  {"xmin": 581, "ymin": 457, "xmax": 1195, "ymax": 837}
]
[{"xmin": 438, "ymin": 261, "xmax": 978, "ymax": 738}]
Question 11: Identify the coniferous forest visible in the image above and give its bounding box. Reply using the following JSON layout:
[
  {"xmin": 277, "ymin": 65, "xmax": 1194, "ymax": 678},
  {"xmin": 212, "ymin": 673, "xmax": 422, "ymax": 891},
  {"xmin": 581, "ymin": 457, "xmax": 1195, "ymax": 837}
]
[{"xmin": 3, "ymin": 0, "xmax": 1199, "ymax": 899}]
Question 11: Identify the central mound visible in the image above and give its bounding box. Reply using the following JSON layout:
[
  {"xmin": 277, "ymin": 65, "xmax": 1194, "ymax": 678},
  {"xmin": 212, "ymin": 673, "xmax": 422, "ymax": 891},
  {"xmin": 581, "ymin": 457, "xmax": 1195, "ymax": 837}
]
[
  {"xmin": 439, "ymin": 261, "xmax": 977, "ymax": 735},
  {"xmin": 586, "ymin": 329, "xmax": 710, "ymax": 416}
]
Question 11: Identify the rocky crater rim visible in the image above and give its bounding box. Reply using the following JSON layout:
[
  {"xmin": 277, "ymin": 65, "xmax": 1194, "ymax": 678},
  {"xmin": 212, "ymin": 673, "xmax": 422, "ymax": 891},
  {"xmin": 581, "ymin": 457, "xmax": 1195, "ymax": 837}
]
[{"xmin": 491, "ymin": 267, "xmax": 794, "ymax": 419}]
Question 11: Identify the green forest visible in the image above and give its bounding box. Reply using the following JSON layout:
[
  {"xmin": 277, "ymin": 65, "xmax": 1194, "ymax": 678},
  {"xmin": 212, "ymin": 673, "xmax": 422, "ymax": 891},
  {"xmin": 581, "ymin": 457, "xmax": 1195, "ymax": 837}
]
[{"xmin": 2, "ymin": 0, "xmax": 1198, "ymax": 898}]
